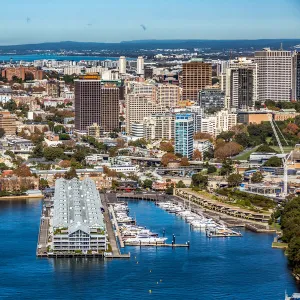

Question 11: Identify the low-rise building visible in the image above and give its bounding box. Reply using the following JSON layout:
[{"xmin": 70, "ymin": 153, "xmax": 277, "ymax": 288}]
[
  {"xmin": 51, "ymin": 178, "xmax": 107, "ymax": 253},
  {"xmin": 0, "ymin": 111, "xmax": 16, "ymax": 135},
  {"xmin": 273, "ymin": 109, "xmax": 300, "ymax": 121}
]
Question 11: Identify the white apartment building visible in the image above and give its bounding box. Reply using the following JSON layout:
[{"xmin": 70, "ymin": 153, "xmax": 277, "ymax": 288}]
[
  {"xmin": 137, "ymin": 56, "xmax": 144, "ymax": 76},
  {"xmin": 125, "ymin": 93, "xmax": 166, "ymax": 134},
  {"xmin": 201, "ymin": 110, "xmax": 237, "ymax": 137},
  {"xmin": 131, "ymin": 123, "xmax": 144, "ymax": 138},
  {"xmin": 255, "ymin": 48, "xmax": 292, "ymax": 102},
  {"xmin": 156, "ymin": 84, "xmax": 181, "ymax": 108},
  {"xmin": 143, "ymin": 113, "xmax": 175, "ymax": 141},
  {"xmin": 64, "ymin": 66, "xmax": 83, "ymax": 75},
  {"xmin": 119, "ymin": 56, "xmax": 126, "ymax": 74}
]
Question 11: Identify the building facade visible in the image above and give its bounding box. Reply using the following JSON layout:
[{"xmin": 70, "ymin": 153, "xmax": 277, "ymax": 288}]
[
  {"xmin": 156, "ymin": 84, "xmax": 180, "ymax": 108},
  {"xmin": 255, "ymin": 48, "xmax": 292, "ymax": 102},
  {"xmin": 175, "ymin": 113, "xmax": 194, "ymax": 159},
  {"xmin": 198, "ymin": 87, "xmax": 225, "ymax": 110},
  {"xmin": 143, "ymin": 113, "xmax": 175, "ymax": 141},
  {"xmin": 182, "ymin": 59, "xmax": 212, "ymax": 102},
  {"xmin": 137, "ymin": 56, "xmax": 144, "ymax": 76},
  {"xmin": 51, "ymin": 178, "xmax": 106, "ymax": 253},
  {"xmin": 119, "ymin": 56, "xmax": 126, "ymax": 74},
  {"xmin": 0, "ymin": 111, "xmax": 16, "ymax": 135},
  {"xmin": 292, "ymin": 52, "xmax": 300, "ymax": 101},
  {"xmin": 75, "ymin": 79, "xmax": 119, "ymax": 132}
]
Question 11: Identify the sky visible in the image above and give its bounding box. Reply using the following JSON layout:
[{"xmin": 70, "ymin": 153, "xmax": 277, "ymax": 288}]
[{"xmin": 1, "ymin": 0, "xmax": 300, "ymax": 45}]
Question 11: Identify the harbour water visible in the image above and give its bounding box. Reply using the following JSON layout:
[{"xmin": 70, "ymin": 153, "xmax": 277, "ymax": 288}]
[{"xmin": 0, "ymin": 199, "xmax": 298, "ymax": 299}]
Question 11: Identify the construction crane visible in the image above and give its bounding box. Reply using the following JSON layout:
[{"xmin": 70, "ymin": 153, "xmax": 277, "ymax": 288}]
[{"xmin": 268, "ymin": 114, "xmax": 292, "ymax": 198}]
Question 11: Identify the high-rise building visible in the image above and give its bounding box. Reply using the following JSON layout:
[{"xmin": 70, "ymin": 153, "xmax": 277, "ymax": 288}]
[
  {"xmin": 143, "ymin": 113, "xmax": 175, "ymax": 141},
  {"xmin": 0, "ymin": 111, "xmax": 16, "ymax": 135},
  {"xmin": 156, "ymin": 84, "xmax": 180, "ymax": 108},
  {"xmin": 119, "ymin": 56, "xmax": 126, "ymax": 74},
  {"xmin": 137, "ymin": 56, "xmax": 144, "ymax": 76},
  {"xmin": 75, "ymin": 79, "xmax": 119, "ymax": 132},
  {"xmin": 255, "ymin": 48, "xmax": 292, "ymax": 102},
  {"xmin": 174, "ymin": 113, "xmax": 194, "ymax": 159},
  {"xmin": 182, "ymin": 58, "xmax": 212, "ymax": 102},
  {"xmin": 221, "ymin": 58, "xmax": 257, "ymax": 109},
  {"xmin": 292, "ymin": 52, "xmax": 300, "ymax": 101},
  {"xmin": 125, "ymin": 94, "xmax": 165, "ymax": 134},
  {"xmin": 199, "ymin": 87, "xmax": 225, "ymax": 110},
  {"xmin": 230, "ymin": 68, "xmax": 254, "ymax": 109}
]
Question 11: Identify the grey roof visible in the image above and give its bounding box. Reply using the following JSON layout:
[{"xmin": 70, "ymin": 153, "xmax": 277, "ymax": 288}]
[{"xmin": 52, "ymin": 178, "xmax": 105, "ymax": 233}]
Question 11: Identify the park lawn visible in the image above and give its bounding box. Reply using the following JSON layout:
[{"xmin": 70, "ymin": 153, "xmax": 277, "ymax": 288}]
[{"xmin": 235, "ymin": 146, "xmax": 260, "ymax": 161}]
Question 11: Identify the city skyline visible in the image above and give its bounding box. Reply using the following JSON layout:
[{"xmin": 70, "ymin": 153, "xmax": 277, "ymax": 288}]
[{"xmin": 1, "ymin": 0, "xmax": 300, "ymax": 45}]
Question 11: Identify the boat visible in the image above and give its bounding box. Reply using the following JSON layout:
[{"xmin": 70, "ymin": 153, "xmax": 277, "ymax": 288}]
[
  {"xmin": 125, "ymin": 237, "xmax": 168, "ymax": 245},
  {"xmin": 285, "ymin": 292, "xmax": 300, "ymax": 300}
]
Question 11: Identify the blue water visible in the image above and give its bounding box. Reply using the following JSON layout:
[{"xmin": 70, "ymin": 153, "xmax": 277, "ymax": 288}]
[
  {"xmin": 0, "ymin": 55, "xmax": 119, "ymax": 62},
  {"xmin": 0, "ymin": 199, "xmax": 298, "ymax": 300}
]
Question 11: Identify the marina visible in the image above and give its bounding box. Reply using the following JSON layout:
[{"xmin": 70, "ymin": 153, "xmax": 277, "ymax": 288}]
[
  {"xmin": 0, "ymin": 198, "xmax": 299, "ymax": 299},
  {"xmin": 110, "ymin": 201, "xmax": 189, "ymax": 248}
]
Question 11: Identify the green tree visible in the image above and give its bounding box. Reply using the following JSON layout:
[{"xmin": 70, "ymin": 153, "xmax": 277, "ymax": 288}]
[
  {"xmin": 39, "ymin": 178, "xmax": 49, "ymax": 189},
  {"xmin": 176, "ymin": 180, "xmax": 186, "ymax": 188},
  {"xmin": 251, "ymin": 171, "xmax": 263, "ymax": 183},
  {"xmin": 54, "ymin": 125, "xmax": 66, "ymax": 134},
  {"xmin": 220, "ymin": 159, "xmax": 234, "ymax": 176},
  {"xmin": 143, "ymin": 179, "xmax": 153, "ymax": 189},
  {"xmin": 44, "ymin": 147, "xmax": 64, "ymax": 161},
  {"xmin": 207, "ymin": 164, "xmax": 217, "ymax": 174},
  {"xmin": 264, "ymin": 156, "xmax": 282, "ymax": 167},
  {"xmin": 192, "ymin": 173, "xmax": 208, "ymax": 189},
  {"xmin": 4, "ymin": 150, "xmax": 15, "ymax": 159},
  {"xmin": 64, "ymin": 167, "xmax": 78, "ymax": 180},
  {"xmin": 59, "ymin": 133, "xmax": 70, "ymax": 140},
  {"xmin": 0, "ymin": 128, "xmax": 5, "ymax": 138},
  {"xmin": 32, "ymin": 143, "xmax": 44, "ymax": 158},
  {"xmin": 0, "ymin": 162, "xmax": 9, "ymax": 171},
  {"xmin": 227, "ymin": 173, "xmax": 243, "ymax": 187},
  {"xmin": 217, "ymin": 131, "xmax": 235, "ymax": 142},
  {"xmin": 234, "ymin": 133, "xmax": 251, "ymax": 148},
  {"xmin": 256, "ymin": 144, "xmax": 278, "ymax": 153}
]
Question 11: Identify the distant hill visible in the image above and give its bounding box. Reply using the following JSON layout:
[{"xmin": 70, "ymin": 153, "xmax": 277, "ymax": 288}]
[{"xmin": 0, "ymin": 39, "xmax": 299, "ymax": 54}]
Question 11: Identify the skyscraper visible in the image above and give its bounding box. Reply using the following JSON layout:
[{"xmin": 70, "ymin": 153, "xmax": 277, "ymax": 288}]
[
  {"xmin": 175, "ymin": 113, "xmax": 194, "ymax": 159},
  {"xmin": 221, "ymin": 58, "xmax": 257, "ymax": 109},
  {"xmin": 75, "ymin": 79, "xmax": 119, "ymax": 133},
  {"xmin": 182, "ymin": 58, "xmax": 212, "ymax": 102},
  {"xmin": 255, "ymin": 48, "xmax": 292, "ymax": 102},
  {"xmin": 119, "ymin": 56, "xmax": 126, "ymax": 74},
  {"xmin": 230, "ymin": 68, "xmax": 254, "ymax": 109},
  {"xmin": 137, "ymin": 56, "xmax": 144, "ymax": 76},
  {"xmin": 292, "ymin": 52, "xmax": 300, "ymax": 101}
]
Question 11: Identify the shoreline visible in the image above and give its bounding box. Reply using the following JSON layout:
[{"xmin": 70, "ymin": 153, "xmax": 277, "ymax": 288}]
[{"xmin": 0, "ymin": 195, "xmax": 44, "ymax": 200}]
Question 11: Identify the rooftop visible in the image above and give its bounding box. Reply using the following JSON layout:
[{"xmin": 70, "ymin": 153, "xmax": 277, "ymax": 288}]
[{"xmin": 52, "ymin": 178, "xmax": 105, "ymax": 233}]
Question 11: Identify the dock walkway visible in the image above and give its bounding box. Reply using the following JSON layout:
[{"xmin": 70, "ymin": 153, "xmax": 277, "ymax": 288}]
[{"xmin": 101, "ymin": 194, "xmax": 130, "ymax": 259}]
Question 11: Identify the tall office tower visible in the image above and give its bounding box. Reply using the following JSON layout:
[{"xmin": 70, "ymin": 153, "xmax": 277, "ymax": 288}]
[
  {"xmin": 222, "ymin": 58, "xmax": 257, "ymax": 110},
  {"xmin": 137, "ymin": 56, "xmax": 144, "ymax": 76},
  {"xmin": 143, "ymin": 113, "xmax": 175, "ymax": 141},
  {"xmin": 119, "ymin": 56, "xmax": 126, "ymax": 74},
  {"xmin": 156, "ymin": 84, "xmax": 180, "ymax": 108},
  {"xmin": 199, "ymin": 87, "xmax": 225, "ymax": 110},
  {"xmin": 182, "ymin": 58, "xmax": 212, "ymax": 102},
  {"xmin": 174, "ymin": 113, "xmax": 194, "ymax": 159},
  {"xmin": 125, "ymin": 94, "xmax": 166, "ymax": 134},
  {"xmin": 230, "ymin": 68, "xmax": 254, "ymax": 109},
  {"xmin": 292, "ymin": 52, "xmax": 300, "ymax": 101},
  {"xmin": 75, "ymin": 79, "xmax": 119, "ymax": 132},
  {"xmin": 255, "ymin": 48, "xmax": 292, "ymax": 102}
]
